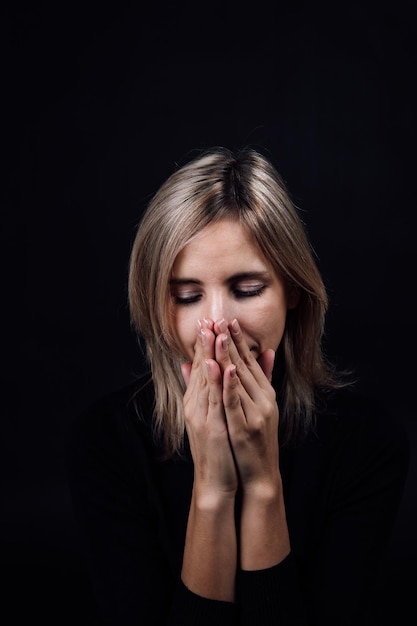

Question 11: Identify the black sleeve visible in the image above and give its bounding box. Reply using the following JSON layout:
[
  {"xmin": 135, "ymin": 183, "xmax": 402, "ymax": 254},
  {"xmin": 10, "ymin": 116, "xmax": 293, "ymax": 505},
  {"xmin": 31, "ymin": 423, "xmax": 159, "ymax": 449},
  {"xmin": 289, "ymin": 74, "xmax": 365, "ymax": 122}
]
[
  {"xmin": 238, "ymin": 553, "xmax": 307, "ymax": 625},
  {"xmin": 66, "ymin": 398, "xmax": 238, "ymax": 626},
  {"xmin": 300, "ymin": 399, "xmax": 410, "ymax": 626}
]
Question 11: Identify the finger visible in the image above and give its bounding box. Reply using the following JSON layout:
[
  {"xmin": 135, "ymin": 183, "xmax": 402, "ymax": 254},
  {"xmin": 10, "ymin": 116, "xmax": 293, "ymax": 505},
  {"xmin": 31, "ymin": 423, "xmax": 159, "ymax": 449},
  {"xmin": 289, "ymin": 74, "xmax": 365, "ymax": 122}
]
[
  {"xmin": 188, "ymin": 321, "xmax": 215, "ymax": 378},
  {"xmin": 203, "ymin": 317, "xmax": 214, "ymax": 332},
  {"xmin": 228, "ymin": 318, "xmax": 269, "ymax": 387},
  {"xmin": 223, "ymin": 364, "xmax": 244, "ymax": 414},
  {"xmin": 257, "ymin": 349, "xmax": 276, "ymax": 382},
  {"xmin": 204, "ymin": 358, "xmax": 235, "ymax": 438},
  {"xmin": 199, "ymin": 321, "xmax": 216, "ymax": 360},
  {"xmin": 212, "ymin": 318, "xmax": 236, "ymax": 375},
  {"xmin": 214, "ymin": 331, "xmax": 234, "ymax": 375},
  {"xmin": 205, "ymin": 358, "xmax": 224, "ymax": 411},
  {"xmin": 183, "ymin": 346, "xmax": 218, "ymax": 426},
  {"xmin": 223, "ymin": 362, "xmax": 277, "ymax": 439},
  {"xmin": 183, "ymin": 323, "xmax": 216, "ymax": 403},
  {"xmin": 225, "ymin": 321, "xmax": 277, "ymax": 407},
  {"xmin": 185, "ymin": 359, "xmax": 227, "ymax": 436},
  {"xmin": 213, "ymin": 318, "xmax": 228, "ymax": 337},
  {"xmin": 228, "ymin": 318, "xmax": 254, "ymax": 362},
  {"xmin": 197, "ymin": 358, "xmax": 223, "ymax": 409}
]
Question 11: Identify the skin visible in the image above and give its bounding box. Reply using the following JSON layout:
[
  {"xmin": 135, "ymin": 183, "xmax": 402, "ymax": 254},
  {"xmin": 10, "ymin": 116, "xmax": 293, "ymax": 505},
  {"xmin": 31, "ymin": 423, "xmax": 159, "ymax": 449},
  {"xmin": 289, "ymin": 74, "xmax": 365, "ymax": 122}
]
[
  {"xmin": 169, "ymin": 219, "xmax": 297, "ymax": 601},
  {"xmin": 170, "ymin": 219, "xmax": 292, "ymax": 363}
]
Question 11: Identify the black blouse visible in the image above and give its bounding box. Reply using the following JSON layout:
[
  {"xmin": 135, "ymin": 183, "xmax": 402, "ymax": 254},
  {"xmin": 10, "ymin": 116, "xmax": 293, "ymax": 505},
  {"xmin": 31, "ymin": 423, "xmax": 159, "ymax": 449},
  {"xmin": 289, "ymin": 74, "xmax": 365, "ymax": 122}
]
[{"xmin": 67, "ymin": 377, "xmax": 409, "ymax": 625}]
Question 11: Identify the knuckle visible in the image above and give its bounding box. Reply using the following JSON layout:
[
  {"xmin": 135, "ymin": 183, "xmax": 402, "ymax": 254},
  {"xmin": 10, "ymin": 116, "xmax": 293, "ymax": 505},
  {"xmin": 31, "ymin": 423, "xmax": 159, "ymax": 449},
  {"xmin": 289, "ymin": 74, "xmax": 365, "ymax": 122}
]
[
  {"xmin": 244, "ymin": 350, "xmax": 256, "ymax": 365},
  {"xmin": 208, "ymin": 393, "xmax": 222, "ymax": 409},
  {"xmin": 224, "ymin": 394, "xmax": 241, "ymax": 411},
  {"xmin": 247, "ymin": 416, "xmax": 264, "ymax": 435},
  {"xmin": 199, "ymin": 373, "xmax": 209, "ymax": 387},
  {"xmin": 234, "ymin": 356, "xmax": 246, "ymax": 375},
  {"xmin": 208, "ymin": 393, "xmax": 221, "ymax": 407},
  {"xmin": 183, "ymin": 405, "xmax": 193, "ymax": 425},
  {"xmin": 259, "ymin": 398, "xmax": 274, "ymax": 416}
]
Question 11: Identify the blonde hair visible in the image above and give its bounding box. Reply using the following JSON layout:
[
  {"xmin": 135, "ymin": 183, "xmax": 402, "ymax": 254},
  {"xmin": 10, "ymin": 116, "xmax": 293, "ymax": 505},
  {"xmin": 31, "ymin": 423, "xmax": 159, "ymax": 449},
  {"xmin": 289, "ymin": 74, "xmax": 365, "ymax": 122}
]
[{"xmin": 128, "ymin": 146, "xmax": 346, "ymax": 457}]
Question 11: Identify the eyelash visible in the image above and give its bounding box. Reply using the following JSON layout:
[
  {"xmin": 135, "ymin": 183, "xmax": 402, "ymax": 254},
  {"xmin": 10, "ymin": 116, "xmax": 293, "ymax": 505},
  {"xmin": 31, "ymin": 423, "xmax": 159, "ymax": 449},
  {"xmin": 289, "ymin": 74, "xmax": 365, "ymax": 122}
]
[
  {"xmin": 173, "ymin": 286, "xmax": 266, "ymax": 305},
  {"xmin": 173, "ymin": 295, "xmax": 201, "ymax": 305},
  {"xmin": 235, "ymin": 286, "xmax": 266, "ymax": 298}
]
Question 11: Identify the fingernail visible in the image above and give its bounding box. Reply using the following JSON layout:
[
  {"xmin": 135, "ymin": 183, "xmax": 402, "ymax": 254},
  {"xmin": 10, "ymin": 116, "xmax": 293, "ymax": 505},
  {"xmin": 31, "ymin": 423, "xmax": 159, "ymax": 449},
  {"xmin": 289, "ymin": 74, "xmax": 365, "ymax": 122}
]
[
  {"xmin": 222, "ymin": 335, "xmax": 228, "ymax": 351},
  {"xmin": 218, "ymin": 318, "xmax": 227, "ymax": 333},
  {"xmin": 200, "ymin": 329, "xmax": 206, "ymax": 346},
  {"xmin": 230, "ymin": 365, "xmax": 237, "ymax": 378},
  {"xmin": 231, "ymin": 318, "xmax": 240, "ymax": 334}
]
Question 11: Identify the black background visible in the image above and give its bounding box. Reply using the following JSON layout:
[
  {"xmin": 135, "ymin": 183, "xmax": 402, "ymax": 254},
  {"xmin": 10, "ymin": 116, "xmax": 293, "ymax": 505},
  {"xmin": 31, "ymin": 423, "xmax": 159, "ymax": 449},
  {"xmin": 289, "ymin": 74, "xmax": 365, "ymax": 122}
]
[{"xmin": 2, "ymin": 1, "xmax": 416, "ymax": 623}]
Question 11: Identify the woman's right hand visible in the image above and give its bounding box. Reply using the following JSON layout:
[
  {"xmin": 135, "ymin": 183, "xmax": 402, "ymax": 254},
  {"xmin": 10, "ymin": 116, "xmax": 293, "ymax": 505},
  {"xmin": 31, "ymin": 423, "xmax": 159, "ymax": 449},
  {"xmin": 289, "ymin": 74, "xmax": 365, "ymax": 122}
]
[{"xmin": 181, "ymin": 320, "xmax": 238, "ymax": 504}]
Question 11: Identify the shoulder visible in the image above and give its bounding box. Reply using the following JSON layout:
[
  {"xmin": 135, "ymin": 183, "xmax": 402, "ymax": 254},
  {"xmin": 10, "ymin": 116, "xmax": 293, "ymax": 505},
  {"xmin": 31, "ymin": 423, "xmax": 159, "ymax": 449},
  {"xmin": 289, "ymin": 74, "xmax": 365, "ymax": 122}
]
[
  {"xmin": 66, "ymin": 373, "xmax": 157, "ymax": 474},
  {"xmin": 317, "ymin": 386, "xmax": 407, "ymax": 439},
  {"xmin": 313, "ymin": 386, "xmax": 410, "ymax": 479}
]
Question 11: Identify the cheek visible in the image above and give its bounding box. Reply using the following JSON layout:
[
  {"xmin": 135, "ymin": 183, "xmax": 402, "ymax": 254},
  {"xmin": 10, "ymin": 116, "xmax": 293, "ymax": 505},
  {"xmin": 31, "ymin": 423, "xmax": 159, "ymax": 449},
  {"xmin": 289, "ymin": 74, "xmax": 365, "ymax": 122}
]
[
  {"xmin": 173, "ymin": 309, "xmax": 198, "ymax": 359},
  {"xmin": 263, "ymin": 319, "xmax": 286, "ymax": 350},
  {"xmin": 246, "ymin": 302, "xmax": 287, "ymax": 349}
]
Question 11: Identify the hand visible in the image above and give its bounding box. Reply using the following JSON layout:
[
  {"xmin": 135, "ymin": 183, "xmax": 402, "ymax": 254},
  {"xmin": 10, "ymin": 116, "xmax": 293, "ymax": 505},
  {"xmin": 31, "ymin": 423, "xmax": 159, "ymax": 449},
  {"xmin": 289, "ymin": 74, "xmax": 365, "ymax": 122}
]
[
  {"xmin": 181, "ymin": 320, "xmax": 238, "ymax": 502},
  {"xmin": 212, "ymin": 318, "xmax": 281, "ymax": 496}
]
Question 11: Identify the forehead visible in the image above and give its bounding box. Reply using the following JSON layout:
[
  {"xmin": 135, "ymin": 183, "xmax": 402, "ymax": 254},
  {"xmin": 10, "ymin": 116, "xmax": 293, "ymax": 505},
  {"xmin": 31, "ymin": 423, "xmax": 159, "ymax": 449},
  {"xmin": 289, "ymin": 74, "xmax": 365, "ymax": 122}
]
[{"xmin": 172, "ymin": 219, "xmax": 270, "ymax": 278}]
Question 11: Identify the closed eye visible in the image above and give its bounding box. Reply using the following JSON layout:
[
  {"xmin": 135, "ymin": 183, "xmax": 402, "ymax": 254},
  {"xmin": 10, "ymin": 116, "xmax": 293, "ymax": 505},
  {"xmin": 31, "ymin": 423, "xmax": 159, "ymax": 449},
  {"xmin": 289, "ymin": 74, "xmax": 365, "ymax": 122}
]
[
  {"xmin": 233, "ymin": 285, "xmax": 266, "ymax": 298},
  {"xmin": 172, "ymin": 293, "xmax": 202, "ymax": 305}
]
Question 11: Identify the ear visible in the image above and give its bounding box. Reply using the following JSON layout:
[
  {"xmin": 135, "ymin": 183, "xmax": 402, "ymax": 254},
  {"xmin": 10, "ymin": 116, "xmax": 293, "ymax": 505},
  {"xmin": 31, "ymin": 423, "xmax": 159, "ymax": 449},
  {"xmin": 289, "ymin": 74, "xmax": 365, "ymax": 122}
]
[{"xmin": 287, "ymin": 282, "xmax": 300, "ymax": 310}]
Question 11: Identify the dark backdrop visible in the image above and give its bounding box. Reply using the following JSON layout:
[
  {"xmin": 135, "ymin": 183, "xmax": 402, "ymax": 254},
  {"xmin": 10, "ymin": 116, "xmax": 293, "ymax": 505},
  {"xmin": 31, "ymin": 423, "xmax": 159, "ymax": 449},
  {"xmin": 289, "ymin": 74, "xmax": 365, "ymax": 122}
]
[{"xmin": 2, "ymin": 1, "xmax": 416, "ymax": 624}]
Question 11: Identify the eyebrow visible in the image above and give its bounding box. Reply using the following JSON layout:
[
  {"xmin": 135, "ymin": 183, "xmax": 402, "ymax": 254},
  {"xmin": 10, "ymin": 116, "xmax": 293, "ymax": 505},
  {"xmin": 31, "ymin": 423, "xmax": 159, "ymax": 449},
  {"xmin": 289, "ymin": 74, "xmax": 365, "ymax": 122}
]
[{"xmin": 169, "ymin": 271, "xmax": 272, "ymax": 286}]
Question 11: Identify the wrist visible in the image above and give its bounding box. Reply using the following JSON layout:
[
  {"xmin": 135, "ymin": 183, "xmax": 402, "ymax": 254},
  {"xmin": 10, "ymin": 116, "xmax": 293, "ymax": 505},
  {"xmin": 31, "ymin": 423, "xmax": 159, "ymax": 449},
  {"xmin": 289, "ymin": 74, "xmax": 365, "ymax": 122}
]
[
  {"xmin": 192, "ymin": 484, "xmax": 237, "ymax": 513},
  {"xmin": 241, "ymin": 474, "xmax": 284, "ymax": 504},
  {"xmin": 239, "ymin": 481, "xmax": 290, "ymax": 571}
]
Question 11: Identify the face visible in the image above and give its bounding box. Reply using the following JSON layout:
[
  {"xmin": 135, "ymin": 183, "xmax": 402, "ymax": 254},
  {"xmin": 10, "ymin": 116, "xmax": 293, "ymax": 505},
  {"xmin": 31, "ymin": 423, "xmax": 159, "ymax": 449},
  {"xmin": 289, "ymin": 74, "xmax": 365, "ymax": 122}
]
[{"xmin": 169, "ymin": 219, "xmax": 298, "ymax": 361}]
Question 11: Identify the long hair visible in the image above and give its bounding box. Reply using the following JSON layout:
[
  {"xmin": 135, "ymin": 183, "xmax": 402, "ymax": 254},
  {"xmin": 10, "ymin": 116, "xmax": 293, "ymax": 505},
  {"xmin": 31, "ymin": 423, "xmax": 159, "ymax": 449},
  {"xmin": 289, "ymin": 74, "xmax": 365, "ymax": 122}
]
[{"xmin": 128, "ymin": 146, "xmax": 347, "ymax": 457}]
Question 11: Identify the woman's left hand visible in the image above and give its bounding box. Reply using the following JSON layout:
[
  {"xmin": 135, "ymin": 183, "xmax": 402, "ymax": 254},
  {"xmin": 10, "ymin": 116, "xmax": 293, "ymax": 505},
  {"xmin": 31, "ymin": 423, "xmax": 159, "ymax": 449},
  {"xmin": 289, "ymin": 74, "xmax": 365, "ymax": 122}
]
[{"xmin": 212, "ymin": 318, "xmax": 281, "ymax": 497}]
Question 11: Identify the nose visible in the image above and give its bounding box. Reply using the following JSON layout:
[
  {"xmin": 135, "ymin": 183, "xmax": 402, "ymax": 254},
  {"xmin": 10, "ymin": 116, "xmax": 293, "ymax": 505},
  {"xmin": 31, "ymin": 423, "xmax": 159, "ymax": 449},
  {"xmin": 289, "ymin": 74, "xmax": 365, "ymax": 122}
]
[{"xmin": 206, "ymin": 290, "xmax": 234, "ymax": 326}]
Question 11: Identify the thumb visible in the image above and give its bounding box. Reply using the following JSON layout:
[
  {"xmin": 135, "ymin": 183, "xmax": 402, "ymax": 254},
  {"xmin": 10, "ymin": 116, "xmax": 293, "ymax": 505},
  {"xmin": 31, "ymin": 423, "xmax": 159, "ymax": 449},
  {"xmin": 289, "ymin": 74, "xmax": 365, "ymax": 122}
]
[
  {"xmin": 181, "ymin": 361, "xmax": 192, "ymax": 387},
  {"xmin": 257, "ymin": 349, "xmax": 275, "ymax": 382}
]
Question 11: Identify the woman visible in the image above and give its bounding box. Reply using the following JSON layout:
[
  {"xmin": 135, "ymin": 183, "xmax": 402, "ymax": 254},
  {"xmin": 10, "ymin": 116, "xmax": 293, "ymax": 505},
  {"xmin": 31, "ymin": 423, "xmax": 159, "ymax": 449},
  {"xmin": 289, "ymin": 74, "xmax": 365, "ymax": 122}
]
[{"xmin": 68, "ymin": 146, "xmax": 409, "ymax": 625}]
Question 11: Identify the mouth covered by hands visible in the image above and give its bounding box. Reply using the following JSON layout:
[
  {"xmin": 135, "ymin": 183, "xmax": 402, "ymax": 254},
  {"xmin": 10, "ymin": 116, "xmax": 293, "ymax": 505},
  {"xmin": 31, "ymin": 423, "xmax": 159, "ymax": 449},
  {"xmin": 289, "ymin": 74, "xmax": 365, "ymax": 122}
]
[{"xmin": 181, "ymin": 318, "xmax": 280, "ymax": 498}]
